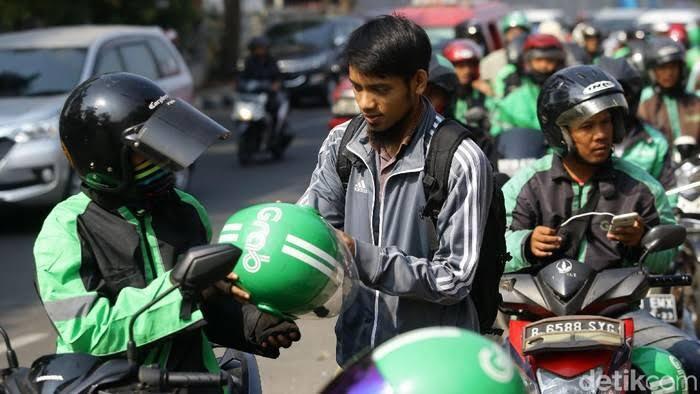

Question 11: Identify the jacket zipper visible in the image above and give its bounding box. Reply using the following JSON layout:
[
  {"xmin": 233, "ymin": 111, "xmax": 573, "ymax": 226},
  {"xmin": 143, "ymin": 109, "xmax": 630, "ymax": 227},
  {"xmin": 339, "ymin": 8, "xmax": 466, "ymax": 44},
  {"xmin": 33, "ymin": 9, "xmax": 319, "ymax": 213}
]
[{"xmin": 135, "ymin": 210, "xmax": 157, "ymax": 283}]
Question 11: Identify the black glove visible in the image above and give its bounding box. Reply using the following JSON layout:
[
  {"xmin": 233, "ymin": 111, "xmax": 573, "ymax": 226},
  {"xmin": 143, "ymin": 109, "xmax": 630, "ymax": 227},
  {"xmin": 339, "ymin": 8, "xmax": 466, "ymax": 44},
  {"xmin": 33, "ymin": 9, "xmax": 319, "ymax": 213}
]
[{"xmin": 242, "ymin": 304, "xmax": 300, "ymax": 358}]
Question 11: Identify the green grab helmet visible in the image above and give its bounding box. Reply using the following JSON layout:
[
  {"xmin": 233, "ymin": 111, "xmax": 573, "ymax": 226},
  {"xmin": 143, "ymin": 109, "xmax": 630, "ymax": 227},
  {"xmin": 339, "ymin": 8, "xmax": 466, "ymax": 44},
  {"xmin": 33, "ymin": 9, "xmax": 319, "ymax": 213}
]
[
  {"xmin": 218, "ymin": 202, "xmax": 355, "ymax": 320},
  {"xmin": 632, "ymin": 346, "xmax": 688, "ymax": 394},
  {"xmin": 501, "ymin": 11, "xmax": 531, "ymax": 34},
  {"xmin": 321, "ymin": 327, "xmax": 528, "ymax": 394}
]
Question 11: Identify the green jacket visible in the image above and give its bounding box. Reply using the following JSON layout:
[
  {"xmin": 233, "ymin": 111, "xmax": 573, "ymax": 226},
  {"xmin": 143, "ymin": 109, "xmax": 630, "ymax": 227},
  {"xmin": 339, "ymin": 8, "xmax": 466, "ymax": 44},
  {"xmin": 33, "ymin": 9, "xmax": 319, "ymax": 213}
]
[
  {"xmin": 503, "ymin": 154, "xmax": 676, "ymax": 274},
  {"xmin": 490, "ymin": 79, "xmax": 541, "ymax": 137},
  {"xmin": 33, "ymin": 189, "xmax": 221, "ymax": 373},
  {"xmin": 616, "ymin": 122, "xmax": 675, "ymax": 191}
]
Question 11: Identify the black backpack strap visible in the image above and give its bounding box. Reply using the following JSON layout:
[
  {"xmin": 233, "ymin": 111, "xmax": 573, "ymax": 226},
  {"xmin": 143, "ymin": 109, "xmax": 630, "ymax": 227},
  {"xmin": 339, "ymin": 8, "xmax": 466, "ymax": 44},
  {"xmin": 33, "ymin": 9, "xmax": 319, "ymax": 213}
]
[
  {"xmin": 336, "ymin": 115, "xmax": 366, "ymax": 192},
  {"xmin": 422, "ymin": 119, "xmax": 472, "ymax": 222}
]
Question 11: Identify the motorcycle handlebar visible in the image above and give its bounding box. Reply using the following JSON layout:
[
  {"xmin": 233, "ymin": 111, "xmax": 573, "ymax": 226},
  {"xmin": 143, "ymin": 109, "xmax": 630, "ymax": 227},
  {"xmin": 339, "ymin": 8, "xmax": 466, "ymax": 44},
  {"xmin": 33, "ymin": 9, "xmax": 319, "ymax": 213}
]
[
  {"xmin": 139, "ymin": 366, "xmax": 228, "ymax": 388},
  {"xmin": 648, "ymin": 274, "xmax": 693, "ymax": 287}
]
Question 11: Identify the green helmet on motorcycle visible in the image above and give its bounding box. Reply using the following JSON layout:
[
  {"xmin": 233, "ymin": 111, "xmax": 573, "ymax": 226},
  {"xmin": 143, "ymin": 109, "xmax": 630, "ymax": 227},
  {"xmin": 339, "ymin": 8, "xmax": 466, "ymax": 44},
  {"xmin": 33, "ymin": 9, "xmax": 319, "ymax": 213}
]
[
  {"xmin": 501, "ymin": 11, "xmax": 531, "ymax": 34},
  {"xmin": 632, "ymin": 346, "xmax": 689, "ymax": 394},
  {"xmin": 217, "ymin": 202, "xmax": 356, "ymax": 320},
  {"xmin": 321, "ymin": 327, "xmax": 528, "ymax": 394}
]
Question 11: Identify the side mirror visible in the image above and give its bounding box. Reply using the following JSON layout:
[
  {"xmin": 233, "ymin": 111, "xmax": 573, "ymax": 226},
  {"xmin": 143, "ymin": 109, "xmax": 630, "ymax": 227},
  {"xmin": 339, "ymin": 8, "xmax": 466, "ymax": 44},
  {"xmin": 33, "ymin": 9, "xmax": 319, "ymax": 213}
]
[
  {"xmin": 170, "ymin": 244, "xmax": 242, "ymax": 291},
  {"xmin": 641, "ymin": 224, "xmax": 686, "ymax": 255}
]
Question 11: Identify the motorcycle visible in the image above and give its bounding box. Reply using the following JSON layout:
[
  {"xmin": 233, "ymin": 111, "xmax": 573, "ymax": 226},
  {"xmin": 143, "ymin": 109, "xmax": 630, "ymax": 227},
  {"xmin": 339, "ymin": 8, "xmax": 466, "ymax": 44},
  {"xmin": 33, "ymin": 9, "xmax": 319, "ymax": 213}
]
[
  {"xmin": 0, "ymin": 244, "xmax": 261, "ymax": 394},
  {"xmin": 232, "ymin": 79, "xmax": 292, "ymax": 166},
  {"xmin": 667, "ymin": 139, "xmax": 700, "ymax": 337},
  {"xmin": 500, "ymin": 224, "xmax": 691, "ymax": 392}
]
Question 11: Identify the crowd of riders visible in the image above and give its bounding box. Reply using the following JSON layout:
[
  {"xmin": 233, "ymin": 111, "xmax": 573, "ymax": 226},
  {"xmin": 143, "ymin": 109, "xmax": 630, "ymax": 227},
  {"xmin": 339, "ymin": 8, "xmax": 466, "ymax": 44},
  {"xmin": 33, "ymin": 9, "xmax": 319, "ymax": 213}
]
[{"xmin": 24, "ymin": 9, "xmax": 700, "ymax": 394}]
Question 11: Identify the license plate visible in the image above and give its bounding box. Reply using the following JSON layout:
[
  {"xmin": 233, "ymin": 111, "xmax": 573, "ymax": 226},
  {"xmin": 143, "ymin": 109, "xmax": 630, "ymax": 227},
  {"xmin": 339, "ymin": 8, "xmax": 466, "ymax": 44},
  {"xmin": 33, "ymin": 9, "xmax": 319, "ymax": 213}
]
[
  {"xmin": 524, "ymin": 317, "xmax": 622, "ymax": 339},
  {"xmin": 641, "ymin": 294, "xmax": 678, "ymax": 323}
]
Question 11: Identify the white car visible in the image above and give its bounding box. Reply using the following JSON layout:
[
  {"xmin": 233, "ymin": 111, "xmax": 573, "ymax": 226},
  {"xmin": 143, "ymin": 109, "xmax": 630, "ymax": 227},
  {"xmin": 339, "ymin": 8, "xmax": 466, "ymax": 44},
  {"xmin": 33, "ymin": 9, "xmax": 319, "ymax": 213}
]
[{"xmin": 0, "ymin": 25, "xmax": 194, "ymax": 207}]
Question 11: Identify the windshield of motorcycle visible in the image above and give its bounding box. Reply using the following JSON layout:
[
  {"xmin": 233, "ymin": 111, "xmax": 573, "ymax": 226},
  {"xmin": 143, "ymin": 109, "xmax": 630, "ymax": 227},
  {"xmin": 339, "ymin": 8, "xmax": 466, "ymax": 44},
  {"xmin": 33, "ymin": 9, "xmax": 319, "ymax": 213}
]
[{"xmin": 320, "ymin": 354, "xmax": 391, "ymax": 394}]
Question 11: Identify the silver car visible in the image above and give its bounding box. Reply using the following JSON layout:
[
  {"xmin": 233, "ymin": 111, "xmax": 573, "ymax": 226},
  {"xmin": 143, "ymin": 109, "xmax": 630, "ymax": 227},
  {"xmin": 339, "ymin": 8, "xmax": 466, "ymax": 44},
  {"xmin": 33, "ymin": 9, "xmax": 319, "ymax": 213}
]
[{"xmin": 0, "ymin": 25, "xmax": 194, "ymax": 207}]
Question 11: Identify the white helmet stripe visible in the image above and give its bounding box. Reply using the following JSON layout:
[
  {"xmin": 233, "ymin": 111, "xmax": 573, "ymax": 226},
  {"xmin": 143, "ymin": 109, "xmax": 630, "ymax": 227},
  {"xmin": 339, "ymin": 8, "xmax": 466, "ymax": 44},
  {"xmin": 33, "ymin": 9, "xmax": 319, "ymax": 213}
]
[
  {"xmin": 286, "ymin": 234, "xmax": 339, "ymax": 270},
  {"xmin": 218, "ymin": 233, "xmax": 239, "ymax": 243},
  {"xmin": 281, "ymin": 245, "xmax": 337, "ymax": 283},
  {"xmin": 222, "ymin": 223, "xmax": 243, "ymax": 232}
]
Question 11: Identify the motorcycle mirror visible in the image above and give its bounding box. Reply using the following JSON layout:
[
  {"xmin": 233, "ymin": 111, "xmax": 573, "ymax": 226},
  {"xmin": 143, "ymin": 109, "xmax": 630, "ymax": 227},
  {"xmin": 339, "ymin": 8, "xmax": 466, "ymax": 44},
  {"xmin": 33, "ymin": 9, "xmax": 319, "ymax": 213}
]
[
  {"xmin": 641, "ymin": 224, "xmax": 686, "ymax": 256},
  {"xmin": 170, "ymin": 244, "xmax": 242, "ymax": 291},
  {"xmin": 127, "ymin": 244, "xmax": 241, "ymax": 367}
]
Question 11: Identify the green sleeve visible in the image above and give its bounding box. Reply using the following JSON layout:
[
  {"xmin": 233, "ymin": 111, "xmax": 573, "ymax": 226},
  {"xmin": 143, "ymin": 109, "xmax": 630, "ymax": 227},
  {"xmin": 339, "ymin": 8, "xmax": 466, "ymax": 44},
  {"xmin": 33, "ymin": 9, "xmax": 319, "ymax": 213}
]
[
  {"xmin": 614, "ymin": 159, "xmax": 678, "ymax": 273},
  {"xmin": 489, "ymin": 83, "xmax": 541, "ymax": 138},
  {"xmin": 34, "ymin": 194, "xmax": 203, "ymax": 356}
]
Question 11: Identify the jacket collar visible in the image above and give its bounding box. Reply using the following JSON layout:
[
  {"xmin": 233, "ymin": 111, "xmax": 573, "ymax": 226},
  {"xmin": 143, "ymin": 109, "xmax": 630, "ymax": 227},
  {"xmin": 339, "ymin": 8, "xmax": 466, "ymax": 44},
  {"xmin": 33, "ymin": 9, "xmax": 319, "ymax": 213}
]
[
  {"xmin": 346, "ymin": 97, "xmax": 440, "ymax": 174},
  {"xmin": 550, "ymin": 154, "xmax": 618, "ymax": 199}
]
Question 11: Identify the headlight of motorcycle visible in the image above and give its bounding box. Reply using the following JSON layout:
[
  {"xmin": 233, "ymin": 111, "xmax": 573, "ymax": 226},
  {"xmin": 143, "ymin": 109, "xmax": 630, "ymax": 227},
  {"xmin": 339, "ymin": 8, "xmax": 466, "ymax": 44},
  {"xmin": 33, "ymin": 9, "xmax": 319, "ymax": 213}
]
[
  {"xmin": 537, "ymin": 367, "xmax": 603, "ymax": 394},
  {"xmin": 4, "ymin": 115, "xmax": 59, "ymax": 143}
]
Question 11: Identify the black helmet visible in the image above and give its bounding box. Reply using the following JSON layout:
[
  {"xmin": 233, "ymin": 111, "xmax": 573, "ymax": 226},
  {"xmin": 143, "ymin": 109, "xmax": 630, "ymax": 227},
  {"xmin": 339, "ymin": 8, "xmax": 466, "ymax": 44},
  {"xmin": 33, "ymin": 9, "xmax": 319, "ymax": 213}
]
[
  {"xmin": 248, "ymin": 36, "xmax": 270, "ymax": 51},
  {"xmin": 581, "ymin": 24, "xmax": 602, "ymax": 39},
  {"xmin": 646, "ymin": 36, "xmax": 685, "ymax": 69},
  {"xmin": 597, "ymin": 56, "xmax": 643, "ymax": 122},
  {"xmin": 429, "ymin": 54, "xmax": 459, "ymax": 95},
  {"xmin": 537, "ymin": 65, "xmax": 628, "ymax": 157},
  {"xmin": 60, "ymin": 72, "xmax": 230, "ymax": 193},
  {"xmin": 455, "ymin": 21, "xmax": 488, "ymax": 54}
]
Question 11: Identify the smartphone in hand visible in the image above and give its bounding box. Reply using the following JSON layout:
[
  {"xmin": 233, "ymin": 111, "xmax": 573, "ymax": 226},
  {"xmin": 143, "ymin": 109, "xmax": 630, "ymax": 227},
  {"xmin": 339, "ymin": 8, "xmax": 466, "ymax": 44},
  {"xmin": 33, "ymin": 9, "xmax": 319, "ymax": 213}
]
[{"xmin": 608, "ymin": 213, "xmax": 639, "ymax": 233}]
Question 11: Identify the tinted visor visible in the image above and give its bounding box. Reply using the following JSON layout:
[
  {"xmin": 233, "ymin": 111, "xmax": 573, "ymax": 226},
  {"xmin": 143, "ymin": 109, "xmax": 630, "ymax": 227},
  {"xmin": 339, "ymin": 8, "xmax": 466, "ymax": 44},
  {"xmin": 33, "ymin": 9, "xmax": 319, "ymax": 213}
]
[
  {"xmin": 321, "ymin": 355, "xmax": 391, "ymax": 394},
  {"xmin": 123, "ymin": 98, "xmax": 231, "ymax": 171}
]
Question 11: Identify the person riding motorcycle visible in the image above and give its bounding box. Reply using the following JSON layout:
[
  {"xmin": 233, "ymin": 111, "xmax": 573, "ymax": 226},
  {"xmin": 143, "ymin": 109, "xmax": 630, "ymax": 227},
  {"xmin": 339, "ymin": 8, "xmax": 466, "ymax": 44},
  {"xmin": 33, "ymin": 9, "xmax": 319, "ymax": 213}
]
[
  {"xmin": 321, "ymin": 327, "xmax": 527, "ymax": 393},
  {"xmin": 576, "ymin": 23, "xmax": 604, "ymax": 64},
  {"xmin": 502, "ymin": 64, "xmax": 700, "ymax": 381},
  {"xmin": 597, "ymin": 56, "xmax": 675, "ymax": 190},
  {"xmin": 34, "ymin": 73, "xmax": 300, "ymax": 382},
  {"xmin": 442, "ymin": 39, "xmax": 491, "ymax": 128},
  {"xmin": 425, "ymin": 54, "xmax": 498, "ymax": 168},
  {"xmin": 490, "ymin": 34, "xmax": 566, "ymax": 137},
  {"xmin": 479, "ymin": 11, "xmax": 531, "ymax": 87},
  {"xmin": 240, "ymin": 36, "xmax": 288, "ymax": 139},
  {"xmin": 638, "ymin": 37, "xmax": 700, "ymax": 144}
]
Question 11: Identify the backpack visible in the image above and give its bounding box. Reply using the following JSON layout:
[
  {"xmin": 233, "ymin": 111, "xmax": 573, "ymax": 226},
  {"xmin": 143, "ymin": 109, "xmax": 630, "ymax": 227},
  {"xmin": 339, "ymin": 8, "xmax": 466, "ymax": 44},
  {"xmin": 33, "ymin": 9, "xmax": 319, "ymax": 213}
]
[{"xmin": 335, "ymin": 115, "xmax": 510, "ymax": 334}]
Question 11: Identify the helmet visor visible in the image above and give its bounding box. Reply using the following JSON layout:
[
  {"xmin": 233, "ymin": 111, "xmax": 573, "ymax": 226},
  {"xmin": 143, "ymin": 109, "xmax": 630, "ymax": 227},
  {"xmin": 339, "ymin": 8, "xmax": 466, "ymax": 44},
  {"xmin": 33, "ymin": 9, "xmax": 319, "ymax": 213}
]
[
  {"xmin": 321, "ymin": 354, "xmax": 391, "ymax": 394},
  {"xmin": 123, "ymin": 98, "xmax": 231, "ymax": 171},
  {"xmin": 556, "ymin": 93, "xmax": 628, "ymax": 129},
  {"xmin": 297, "ymin": 228, "xmax": 359, "ymax": 320}
]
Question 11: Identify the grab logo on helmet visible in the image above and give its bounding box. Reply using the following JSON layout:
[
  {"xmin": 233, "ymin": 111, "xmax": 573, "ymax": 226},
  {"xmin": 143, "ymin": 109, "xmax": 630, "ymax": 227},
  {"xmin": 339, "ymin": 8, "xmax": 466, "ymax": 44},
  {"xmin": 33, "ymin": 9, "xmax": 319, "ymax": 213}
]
[{"xmin": 241, "ymin": 207, "xmax": 283, "ymax": 273}]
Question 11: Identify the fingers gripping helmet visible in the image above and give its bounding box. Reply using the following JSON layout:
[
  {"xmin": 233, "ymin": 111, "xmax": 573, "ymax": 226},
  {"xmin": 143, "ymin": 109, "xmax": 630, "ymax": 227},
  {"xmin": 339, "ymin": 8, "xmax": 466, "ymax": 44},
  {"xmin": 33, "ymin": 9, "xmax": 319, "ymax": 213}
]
[
  {"xmin": 218, "ymin": 203, "xmax": 356, "ymax": 320},
  {"xmin": 321, "ymin": 328, "xmax": 527, "ymax": 394},
  {"xmin": 537, "ymin": 65, "xmax": 629, "ymax": 157},
  {"xmin": 597, "ymin": 56, "xmax": 644, "ymax": 121},
  {"xmin": 60, "ymin": 72, "xmax": 229, "ymax": 193},
  {"xmin": 500, "ymin": 11, "xmax": 531, "ymax": 35}
]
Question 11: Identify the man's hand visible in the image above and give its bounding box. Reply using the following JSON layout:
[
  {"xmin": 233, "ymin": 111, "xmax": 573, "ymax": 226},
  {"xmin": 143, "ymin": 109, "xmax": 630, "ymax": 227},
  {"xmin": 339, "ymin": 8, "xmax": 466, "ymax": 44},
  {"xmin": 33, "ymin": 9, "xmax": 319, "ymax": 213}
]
[
  {"xmin": 335, "ymin": 229, "xmax": 356, "ymax": 256},
  {"xmin": 202, "ymin": 272, "xmax": 250, "ymax": 304},
  {"xmin": 607, "ymin": 218, "xmax": 644, "ymax": 247},
  {"xmin": 530, "ymin": 226, "xmax": 562, "ymax": 258},
  {"xmin": 243, "ymin": 304, "xmax": 301, "ymax": 358}
]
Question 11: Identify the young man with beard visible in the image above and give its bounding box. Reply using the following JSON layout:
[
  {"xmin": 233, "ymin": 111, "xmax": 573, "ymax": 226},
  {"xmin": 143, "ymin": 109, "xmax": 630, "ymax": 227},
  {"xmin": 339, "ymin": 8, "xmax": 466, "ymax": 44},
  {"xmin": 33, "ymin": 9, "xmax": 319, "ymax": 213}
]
[
  {"xmin": 502, "ymin": 64, "xmax": 700, "ymax": 378},
  {"xmin": 298, "ymin": 15, "xmax": 493, "ymax": 366}
]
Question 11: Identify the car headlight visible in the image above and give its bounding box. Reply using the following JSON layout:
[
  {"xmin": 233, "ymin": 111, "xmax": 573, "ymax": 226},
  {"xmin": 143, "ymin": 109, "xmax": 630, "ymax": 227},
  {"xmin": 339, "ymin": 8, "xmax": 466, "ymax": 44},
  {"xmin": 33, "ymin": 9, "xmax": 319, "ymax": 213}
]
[
  {"xmin": 2, "ymin": 115, "xmax": 60, "ymax": 143},
  {"xmin": 537, "ymin": 367, "xmax": 603, "ymax": 394}
]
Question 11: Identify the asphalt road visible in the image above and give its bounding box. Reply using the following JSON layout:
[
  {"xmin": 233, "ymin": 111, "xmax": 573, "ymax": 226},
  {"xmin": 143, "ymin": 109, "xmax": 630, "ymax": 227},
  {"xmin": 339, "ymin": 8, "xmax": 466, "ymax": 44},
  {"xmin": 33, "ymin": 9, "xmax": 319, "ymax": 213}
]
[{"xmin": 0, "ymin": 104, "xmax": 339, "ymax": 393}]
